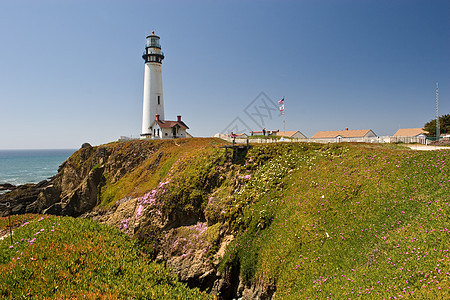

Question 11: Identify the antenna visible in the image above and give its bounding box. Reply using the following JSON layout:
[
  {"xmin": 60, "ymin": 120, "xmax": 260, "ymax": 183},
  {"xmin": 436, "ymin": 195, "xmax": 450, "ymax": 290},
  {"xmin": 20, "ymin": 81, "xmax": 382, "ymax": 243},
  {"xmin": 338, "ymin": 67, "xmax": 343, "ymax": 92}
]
[{"xmin": 436, "ymin": 82, "xmax": 440, "ymax": 140}]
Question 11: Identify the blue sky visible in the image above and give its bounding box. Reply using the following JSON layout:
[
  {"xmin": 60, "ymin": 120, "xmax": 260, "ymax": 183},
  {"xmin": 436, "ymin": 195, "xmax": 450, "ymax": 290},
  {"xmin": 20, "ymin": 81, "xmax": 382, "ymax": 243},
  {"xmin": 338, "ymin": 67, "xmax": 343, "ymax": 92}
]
[{"xmin": 0, "ymin": 0, "xmax": 449, "ymax": 149}]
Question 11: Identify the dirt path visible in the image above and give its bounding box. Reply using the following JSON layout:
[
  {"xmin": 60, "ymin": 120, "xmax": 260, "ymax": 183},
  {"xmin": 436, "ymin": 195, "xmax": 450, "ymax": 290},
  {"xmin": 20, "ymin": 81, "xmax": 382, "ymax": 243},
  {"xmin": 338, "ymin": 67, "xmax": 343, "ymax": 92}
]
[{"xmin": 405, "ymin": 144, "xmax": 450, "ymax": 151}]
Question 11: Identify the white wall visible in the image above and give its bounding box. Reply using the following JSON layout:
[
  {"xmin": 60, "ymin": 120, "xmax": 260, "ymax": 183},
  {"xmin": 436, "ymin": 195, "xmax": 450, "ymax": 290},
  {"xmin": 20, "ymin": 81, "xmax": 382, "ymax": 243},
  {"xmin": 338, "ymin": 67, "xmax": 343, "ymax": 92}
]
[
  {"xmin": 141, "ymin": 62, "xmax": 164, "ymax": 136},
  {"xmin": 151, "ymin": 124, "xmax": 188, "ymax": 139}
]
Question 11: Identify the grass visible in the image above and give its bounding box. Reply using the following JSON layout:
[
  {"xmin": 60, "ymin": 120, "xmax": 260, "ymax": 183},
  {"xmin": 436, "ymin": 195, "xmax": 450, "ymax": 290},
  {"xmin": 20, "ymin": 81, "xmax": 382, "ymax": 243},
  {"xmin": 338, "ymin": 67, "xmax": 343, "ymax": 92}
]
[
  {"xmin": 219, "ymin": 143, "xmax": 450, "ymax": 298},
  {"xmin": 0, "ymin": 214, "xmax": 214, "ymax": 299}
]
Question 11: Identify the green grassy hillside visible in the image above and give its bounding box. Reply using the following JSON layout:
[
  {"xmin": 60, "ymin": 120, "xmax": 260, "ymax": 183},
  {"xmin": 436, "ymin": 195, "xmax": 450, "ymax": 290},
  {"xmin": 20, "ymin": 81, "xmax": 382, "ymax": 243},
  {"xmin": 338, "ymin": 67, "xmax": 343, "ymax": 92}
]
[
  {"xmin": 0, "ymin": 214, "xmax": 213, "ymax": 299},
  {"xmin": 220, "ymin": 143, "xmax": 450, "ymax": 298},
  {"xmin": 93, "ymin": 140, "xmax": 449, "ymax": 298}
]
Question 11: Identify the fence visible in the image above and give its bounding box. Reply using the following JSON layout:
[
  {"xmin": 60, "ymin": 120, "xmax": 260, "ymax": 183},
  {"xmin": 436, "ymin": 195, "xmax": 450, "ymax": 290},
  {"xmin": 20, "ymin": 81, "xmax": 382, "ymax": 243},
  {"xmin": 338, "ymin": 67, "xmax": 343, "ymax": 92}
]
[
  {"xmin": 217, "ymin": 135, "xmax": 429, "ymax": 145},
  {"xmin": 120, "ymin": 134, "xmax": 431, "ymax": 145},
  {"xmin": 388, "ymin": 136, "xmax": 428, "ymax": 144}
]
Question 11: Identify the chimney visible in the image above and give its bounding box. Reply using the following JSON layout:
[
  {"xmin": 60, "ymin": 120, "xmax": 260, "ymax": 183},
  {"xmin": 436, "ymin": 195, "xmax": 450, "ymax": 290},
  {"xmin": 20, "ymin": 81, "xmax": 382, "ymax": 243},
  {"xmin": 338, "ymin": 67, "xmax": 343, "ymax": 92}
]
[
  {"xmin": 345, "ymin": 128, "xmax": 348, "ymax": 131},
  {"xmin": 155, "ymin": 114, "xmax": 160, "ymax": 121},
  {"xmin": 177, "ymin": 115, "xmax": 182, "ymax": 122}
]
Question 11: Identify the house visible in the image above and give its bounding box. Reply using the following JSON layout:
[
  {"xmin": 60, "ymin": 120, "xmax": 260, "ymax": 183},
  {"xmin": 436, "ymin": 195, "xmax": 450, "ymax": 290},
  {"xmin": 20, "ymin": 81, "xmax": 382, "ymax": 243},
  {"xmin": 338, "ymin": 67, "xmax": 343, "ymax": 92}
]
[
  {"xmin": 234, "ymin": 133, "xmax": 248, "ymax": 138},
  {"xmin": 276, "ymin": 130, "xmax": 307, "ymax": 139},
  {"xmin": 393, "ymin": 128, "xmax": 428, "ymax": 137},
  {"xmin": 311, "ymin": 128, "xmax": 377, "ymax": 141},
  {"xmin": 249, "ymin": 130, "xmax": 277, "ymax": 136},
  {"xmin": 149, "ymin": 114, "xmax": 189, "ymax": 139}
]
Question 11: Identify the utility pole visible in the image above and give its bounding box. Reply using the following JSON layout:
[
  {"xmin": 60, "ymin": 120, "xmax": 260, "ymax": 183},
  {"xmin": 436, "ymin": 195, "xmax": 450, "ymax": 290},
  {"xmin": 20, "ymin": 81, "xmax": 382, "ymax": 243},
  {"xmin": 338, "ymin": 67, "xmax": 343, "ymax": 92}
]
[{"xmin": 436, "ymin": 82, "xmax": 440, "ymax": 141}]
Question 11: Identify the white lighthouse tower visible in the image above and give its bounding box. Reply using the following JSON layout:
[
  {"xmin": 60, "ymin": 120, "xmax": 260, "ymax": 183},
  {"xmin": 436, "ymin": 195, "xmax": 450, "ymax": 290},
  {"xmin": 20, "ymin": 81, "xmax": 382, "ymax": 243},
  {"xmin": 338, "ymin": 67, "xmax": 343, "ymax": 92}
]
[
  {"xmin": 140, "ymin": 32, "xmax": 190, "ymax": 139},
  {"xmin": 141, "ymin": 31, "xmax": 165, "ymax": 138}
]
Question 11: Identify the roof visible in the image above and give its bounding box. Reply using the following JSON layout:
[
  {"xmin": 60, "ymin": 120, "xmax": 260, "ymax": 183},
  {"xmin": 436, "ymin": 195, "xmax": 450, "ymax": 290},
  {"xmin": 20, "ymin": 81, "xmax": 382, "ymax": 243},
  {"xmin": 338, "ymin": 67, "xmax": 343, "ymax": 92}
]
[
  {"xmin": 154, "ymin": 119, "xmax": 189, "ymax": 130},
  {"xmin": 276, "ymin": 131, "xmax": 306, "ymax": 138},
  {"xmin": 311, "ymin": 129, "xmax": 374, "ymax": 139},
  {"xmin": 393, "ymin": 128, "xmax": 428, "ymax": 137}
]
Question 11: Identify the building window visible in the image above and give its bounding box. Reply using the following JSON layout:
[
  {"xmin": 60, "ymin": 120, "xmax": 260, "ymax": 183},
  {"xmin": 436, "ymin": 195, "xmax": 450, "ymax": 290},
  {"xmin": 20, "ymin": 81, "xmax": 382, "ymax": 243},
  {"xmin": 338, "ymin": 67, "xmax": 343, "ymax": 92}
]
[{"xmin": 158, "ymin": 96, "xmax": 160, "ymax": 105}]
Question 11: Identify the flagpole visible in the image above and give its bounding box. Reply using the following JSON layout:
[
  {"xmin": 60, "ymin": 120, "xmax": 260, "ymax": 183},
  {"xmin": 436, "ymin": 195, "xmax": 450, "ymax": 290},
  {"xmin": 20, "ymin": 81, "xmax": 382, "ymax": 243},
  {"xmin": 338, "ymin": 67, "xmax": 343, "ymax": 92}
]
[
  {"xmin": 283, "ymin": 96, "xmax": 285, "ymax": 138},
  {"xmin": 278, "ymin": 97, "xmax": 285, "ymax": 140}
]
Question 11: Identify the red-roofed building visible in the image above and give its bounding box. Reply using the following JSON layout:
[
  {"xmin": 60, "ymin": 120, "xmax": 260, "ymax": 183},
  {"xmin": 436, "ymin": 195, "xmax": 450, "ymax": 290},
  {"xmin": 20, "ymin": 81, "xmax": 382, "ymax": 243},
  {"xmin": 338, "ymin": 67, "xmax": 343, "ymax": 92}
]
[
  {"xmin": 149, "ymin": 114, "xmax": 190, "ymax": 139},
  {"xmin": 392, "ymin": 128, "xmax": 428, "ymax": 137},
  {"xmin": 276, "ymin": 130, "xmax": 307, "ymax": 139},
  {"xmin": 311, "ymin": 128, "xmax": 377, "ymax": 141}
]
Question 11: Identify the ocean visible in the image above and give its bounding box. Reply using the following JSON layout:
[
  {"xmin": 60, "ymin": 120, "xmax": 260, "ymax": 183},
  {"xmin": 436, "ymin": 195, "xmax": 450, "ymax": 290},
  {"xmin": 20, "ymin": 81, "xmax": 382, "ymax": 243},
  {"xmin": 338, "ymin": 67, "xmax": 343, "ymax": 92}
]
[{"xmin": 0, "ymin": 149, "xmax": 76, "ymax": 187}]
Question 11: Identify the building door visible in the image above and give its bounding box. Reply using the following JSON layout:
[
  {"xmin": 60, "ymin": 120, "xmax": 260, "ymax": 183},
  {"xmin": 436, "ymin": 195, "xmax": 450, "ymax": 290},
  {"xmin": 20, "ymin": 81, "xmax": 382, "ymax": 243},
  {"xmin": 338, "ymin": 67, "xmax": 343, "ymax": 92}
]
[{"xmin": 172, "ymin": 127, "xmax": 177, "ymax": 138}]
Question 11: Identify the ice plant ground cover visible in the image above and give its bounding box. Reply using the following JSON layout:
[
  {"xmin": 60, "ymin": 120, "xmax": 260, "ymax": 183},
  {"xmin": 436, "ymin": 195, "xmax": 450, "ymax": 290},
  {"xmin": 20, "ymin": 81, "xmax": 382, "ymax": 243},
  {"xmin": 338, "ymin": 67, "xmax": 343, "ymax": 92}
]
[
  {"xmin": 0, "ymin": 214, "xmax": 38, "ymax": 231},
  {"xmin": 0, "ymin": 215, "xmax": 213, "ymax": 299},
  {"xmin": 220, "ymin": 143, "xmax": 450, "ymax": 299}
]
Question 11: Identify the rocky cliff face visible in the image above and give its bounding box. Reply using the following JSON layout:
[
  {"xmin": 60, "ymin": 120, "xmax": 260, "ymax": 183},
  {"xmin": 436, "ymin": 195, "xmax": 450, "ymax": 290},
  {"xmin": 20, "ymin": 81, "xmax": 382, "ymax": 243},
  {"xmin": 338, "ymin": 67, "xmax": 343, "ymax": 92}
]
[
  {"xmin": 0, "ymin": 141, "xmax": 158, "ymax": 218},
  {"xmin": 0, "ymin": 138, "xmax": 273, "ymax": 299}
]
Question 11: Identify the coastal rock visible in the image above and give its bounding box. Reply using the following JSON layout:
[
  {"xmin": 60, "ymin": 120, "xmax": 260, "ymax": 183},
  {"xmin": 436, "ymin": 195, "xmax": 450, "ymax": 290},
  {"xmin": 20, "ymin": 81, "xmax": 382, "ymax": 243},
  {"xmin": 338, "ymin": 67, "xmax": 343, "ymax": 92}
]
[
  {"xmin": 62, "ymin": 165, "xmax": 105, "ymax": 216},
  {"xmin": 166, "ymin": 249, "xmax": 215, "ymax": 290},
  {"xmin": 2, "ymin": 141, "xmax": 161, "ymax": 218},
  {"xmin": 0, "ymin": 183, "xmax": 16, "ymax": 191},
  {"xmin": 42, "ymin": 166, "xmax": 105, "ymax": 217},
  {"xmin": 0, "ymin": 182, "xmax": 52, "ymax": 217},
  {"xmin": 241, "ymin": 283, "xmax": 277, "ymax": 300}
]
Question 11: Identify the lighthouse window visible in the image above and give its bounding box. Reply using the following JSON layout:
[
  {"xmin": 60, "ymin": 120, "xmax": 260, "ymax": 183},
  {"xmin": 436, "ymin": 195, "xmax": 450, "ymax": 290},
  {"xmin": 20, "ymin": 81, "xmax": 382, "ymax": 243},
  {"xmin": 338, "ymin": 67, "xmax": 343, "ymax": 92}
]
[
  {"xmin": 158, "ymin": 96, "xmax": 160, "ymax": 105},
  {"xmin": 146, "ymin": 38, "xmax": 160, "ymax": 48}
]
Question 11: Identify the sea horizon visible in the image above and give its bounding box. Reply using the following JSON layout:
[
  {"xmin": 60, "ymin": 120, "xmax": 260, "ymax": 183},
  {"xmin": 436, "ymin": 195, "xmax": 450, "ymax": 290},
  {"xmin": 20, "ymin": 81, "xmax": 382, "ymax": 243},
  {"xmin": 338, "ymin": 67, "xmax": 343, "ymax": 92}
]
[
  {"xmin": 0, "ymin": 148, "xmax": 77, "ymax": 151},
  {"xmin": 0, "ymin": 149, "xmax": 76, "ymax": 187}
]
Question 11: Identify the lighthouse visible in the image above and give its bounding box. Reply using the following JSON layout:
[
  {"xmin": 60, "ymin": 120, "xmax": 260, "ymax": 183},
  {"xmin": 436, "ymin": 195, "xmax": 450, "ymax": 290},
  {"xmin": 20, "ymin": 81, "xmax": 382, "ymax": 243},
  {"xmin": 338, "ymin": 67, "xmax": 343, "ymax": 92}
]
[
  {"xmin": 140, "ymin": 32, "xmax": 189, "ymax": 139},
  {"xmin": 141, "ymin": 31, "xmax": 165, "ymax": 138}
]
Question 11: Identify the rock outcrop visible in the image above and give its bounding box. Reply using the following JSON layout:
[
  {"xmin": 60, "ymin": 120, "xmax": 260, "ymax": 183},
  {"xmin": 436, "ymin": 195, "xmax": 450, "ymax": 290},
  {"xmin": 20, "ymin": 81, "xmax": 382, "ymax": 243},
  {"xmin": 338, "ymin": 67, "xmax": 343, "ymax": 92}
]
[
  {"xmin": 0, "ymin": 141, "xmax": 158, "ymax": 217},
  {"xmin": 0, "ymin": 183, "xmax": 16, "ymax": 191},
  {"xmin": 0, "ymin": 181, "xmax": 50, "ymax": 216}
]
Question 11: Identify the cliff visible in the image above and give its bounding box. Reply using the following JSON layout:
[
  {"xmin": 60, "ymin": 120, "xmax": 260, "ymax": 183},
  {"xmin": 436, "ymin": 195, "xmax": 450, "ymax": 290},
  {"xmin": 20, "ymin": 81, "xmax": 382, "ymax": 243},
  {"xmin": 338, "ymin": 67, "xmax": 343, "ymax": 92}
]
[
  {"xmin": 0, "ymin": 138, "xmax": 246, "ymax": 296},
  {"xmin": 1, "ymin": 139, "xmax": 449, "ymax": 299}
]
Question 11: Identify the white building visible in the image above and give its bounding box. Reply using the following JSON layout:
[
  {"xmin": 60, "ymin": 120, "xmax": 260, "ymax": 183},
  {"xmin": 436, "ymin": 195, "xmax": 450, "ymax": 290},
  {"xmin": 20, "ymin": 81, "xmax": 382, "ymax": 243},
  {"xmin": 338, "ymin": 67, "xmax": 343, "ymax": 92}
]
[
  {"xmin": 140, "ymin": 32, "xmax": 189, "ymax": 139},
  {"xmin": 311, "ymin": 128, "xmax": 377, "ymax": 142},
  {"xmin": 150, "ymin": 114, "xmax": 189, "ymax": 139},
  {"xmin": 276, "ymin": 130, "xmax": 307, "ymax": 139},
  {"xmin": 392, "ymin": 128, "xmax": 428, "ymax": 137}
]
